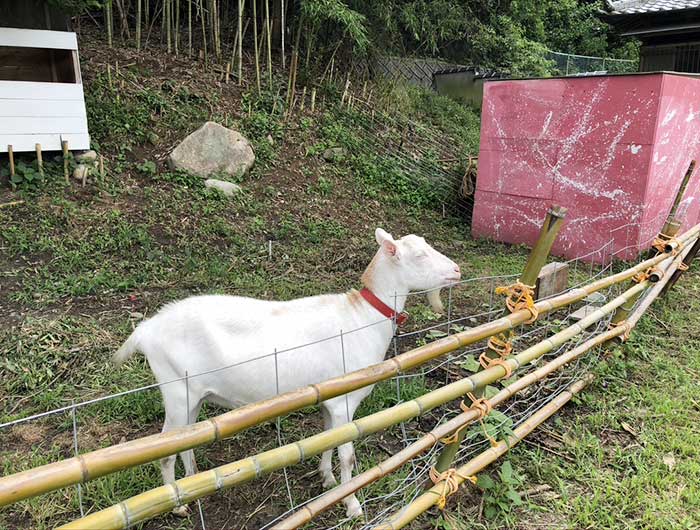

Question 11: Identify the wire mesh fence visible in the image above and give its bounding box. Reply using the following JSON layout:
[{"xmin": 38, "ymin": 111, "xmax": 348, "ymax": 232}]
[
  {"xmin": 1, "ymin": 206, "xmax": 682, "ymax": 529},
  {"xmin": 545, "ymin": 50, "xmax": 637, "ymax": 76}
]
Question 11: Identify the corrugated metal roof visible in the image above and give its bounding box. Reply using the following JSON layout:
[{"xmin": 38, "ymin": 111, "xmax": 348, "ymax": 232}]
[{"xmin": 607, "ymin": 0, "xmax": 700, "ymax": 14}]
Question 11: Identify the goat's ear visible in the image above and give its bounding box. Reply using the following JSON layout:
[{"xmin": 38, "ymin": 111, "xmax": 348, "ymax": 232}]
[
  {"xmin": 381, "ymin": 239, "xmax": 398, "ymax": 257},
  {"xmin": 375, "ymin": 227, "xmax": 394, "ymax": 245}
]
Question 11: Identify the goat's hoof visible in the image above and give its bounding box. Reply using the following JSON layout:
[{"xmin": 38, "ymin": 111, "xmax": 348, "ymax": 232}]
[
  {"xmin": 172, "ymin": 505, "xmax": 191, "ymax": 517},
  {"xmin": 322, "ymin": 475, "xmax": 338, "ymax": 488},
  {"xmin": 345, "ymin": 502, "xmax": 363, "ymax": 519}
]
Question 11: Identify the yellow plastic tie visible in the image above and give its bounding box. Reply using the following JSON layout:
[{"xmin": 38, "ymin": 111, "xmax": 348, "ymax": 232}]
[
  {"xmin": 429, "ymin": 467, "xmax": 478, "ymax": 509},
  {"xmin": 653, "ymin": 233, "xmax": 680, "ymax": 255},
  {"xmin": 495, "ymin": 281, "xmax": 538, "ymax": 323},
  {"xmin": 487, "ymin": 333, "xmax": 513, "ymax": 357},
  {"xmin": 678, "ymin": 262, "xmax": 690, "ymax": 272},
  {"xmin": 463, "ymin": 393, "xmax": 499, "ymax": 447}
]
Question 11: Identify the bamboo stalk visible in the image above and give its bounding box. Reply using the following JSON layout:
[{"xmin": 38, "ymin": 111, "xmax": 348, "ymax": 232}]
[
  {"xmin": 135, "ymin": 0, "xmax": 142, "ymax": 51},
  {"xmin": 310, "ymin": 87, "xmax": 316, "ymax": 111},
  {"xmin": 252, "ymin": 0, "xmax": 261, "ymax": 93},
  {"xmin": 265, "ymin": 0, "xmax": 272, "ymax": 86},
  {"xmin": 105, "ymin": 0, "xmax": 113, "ymax": 47},
  {"xmin": 3, "ymin": 225, "xmax": 699, "ymax": 509},
  {"xmin": 237, "ymin": 0, "xmax": 244, "ymax": 84},
  {"xmin": 661, "ymin": 236, "xmax": 700, "ymax": 296},
  {"xmin": 58, "ymin": 281, "xmax": 638, "ymax": 530},
  {"xmin": 280, "ymin": 0, "xmax": 285, "ymax": 69},
  {"xmin": 175, "ymin": 0, "xmax": 181, "ymax": 56},
  {"xmin": 374, "ymin": 375, "xmax": 594, "ymax": 530},
  {"xmin": 199, "ymin": 0, "xmax": 208, "ymax": 63},
  {"xmin": 272, "ymin": 326, "xmax": 623, "ymax": 529},
  {"xmin": 35, "ymin": 143, "xmax": 43, "ymax": 175},
  {"xmin": 436, "ymin": 206, "xmax": 567, "ymax": 472}
]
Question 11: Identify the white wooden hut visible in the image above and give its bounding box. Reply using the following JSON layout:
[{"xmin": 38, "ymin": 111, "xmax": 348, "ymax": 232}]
[{"xmin": 0, "ymin": 24, "xmax": 90, "ymax": 153}]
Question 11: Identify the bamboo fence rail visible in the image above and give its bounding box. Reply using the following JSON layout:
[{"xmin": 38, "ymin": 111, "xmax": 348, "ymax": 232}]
[
  {"xmin": 271, "ymin": 325, "xmax": 625, "ymax": 529},
  {"xmin": 374, "ymin": 375, "xmax": 595, "ymax": 530},
  {"xmin": 1, "ymin": 223, "xmax": 698, "ymax": 509},
  {"xmin": 58, "ymin": 280, "xmax": 646, "ymax": 529}
]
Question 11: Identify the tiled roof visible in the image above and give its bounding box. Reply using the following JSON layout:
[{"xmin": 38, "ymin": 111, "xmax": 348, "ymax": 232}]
[{"xmin": 607, "ymin": 0, "xmax": 700, "ymax": 14}]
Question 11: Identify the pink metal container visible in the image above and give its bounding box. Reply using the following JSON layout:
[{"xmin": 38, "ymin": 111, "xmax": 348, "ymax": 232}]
[{"xmin": 472, "ymin": 72, "xmax": 700, "ymax": 262}]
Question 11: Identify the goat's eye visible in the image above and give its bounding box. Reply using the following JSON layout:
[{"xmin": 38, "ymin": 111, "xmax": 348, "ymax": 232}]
[{"xmin": 417, "ymin": 252, "xmax": 429, "ymax": 259}]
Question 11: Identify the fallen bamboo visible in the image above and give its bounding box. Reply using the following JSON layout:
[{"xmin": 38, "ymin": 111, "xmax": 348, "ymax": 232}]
[
  {"xmin": 374, "ymin": 374, "xmax": 594, "ymax": 530},
  {"xmin": 661, "ymin": 236, "xmax": 700, "ymax": 296},
  {"xmin": 3, "ymin": 224, "xmax": 699, "ymax": 509},
  {"xmin": 58, "ymin": 282, "xmax": 644, "ymax": 529},
  {"xmin": 272, "ymin": 325, "xmax": 624, "ymax": 529}
]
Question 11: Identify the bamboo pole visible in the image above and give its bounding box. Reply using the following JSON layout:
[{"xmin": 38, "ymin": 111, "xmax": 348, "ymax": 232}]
[
  {"xmin": 105, "ymin": 0, "xmax": 113, "ymax": 47},
  {"xmin": 237, "ymin": 0, "xmax": 244, "ymax": 84},
  {"xmin": 611, "ymin": 166, "xmax": 695, "ymax": 328},
  {"xmin": 175, "ymin": 0, "xmax": 181, "ymax": 56},
  {"xmin": 199, "ymin": 0, "xmax": 208, "ymax": 64},
  {"xmin": 58, "ymin": 283, "xmax": 641, "ymax": 530},
  {"xmin": 661, "ymin": 236, "xmax": 700, "ymax": 296},
  {"xmin": 35, "ymin": 144, "xmax": 43, "ymax": 175},
  {"xmin": 265, "ymin": 0, "xmax": 272, "ymax": 86},
  {"xmin": 252, "ymin": 0, "xmax": 261, "ymax": 94},
  {"xmin": 435, "ymin": 206, "xmax": 566, "ymax": 473},
  {"xmin": 280, "ymin": 0, "xmax": 285, "ymax": 69},
  {"xmin": 3, "ymin": 227, "xmax": 699, "ymax": 509},
  {"xmin": 521, "ymin": 206, "xmax": 568, "ymax": 287},
  {"xmin": 374, "ymin": 375, "xmax": 594, "ymax": 530},
  {"xmin": 136, "ymin": 0, "xmax": 142, "ymax": 51},
  {"xmin": 272, "ymin": 326, "xmax": 624, "ymax": 529},
  {"xmin": 624, "ymin": 242, "xmax": 695, "ymax": 335},
  {"xmin": 7, "ymin": 145, "xmax": 14, "ymax": 177}
]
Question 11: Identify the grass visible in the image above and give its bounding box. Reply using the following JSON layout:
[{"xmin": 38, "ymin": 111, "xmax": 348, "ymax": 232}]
[{"xmin": 1, "ymin": 34, "xmax": 699, "ymax": 530}]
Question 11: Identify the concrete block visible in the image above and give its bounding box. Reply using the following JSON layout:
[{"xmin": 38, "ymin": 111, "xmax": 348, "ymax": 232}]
[{"xmin": 535, "ymin": 262, "xmax": 569, "ymax": 300}]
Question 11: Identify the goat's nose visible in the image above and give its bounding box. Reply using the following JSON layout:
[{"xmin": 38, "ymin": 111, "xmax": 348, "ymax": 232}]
[{"xmin": 454, "ymin": 265, "xmax": 461, "ymax": 275}]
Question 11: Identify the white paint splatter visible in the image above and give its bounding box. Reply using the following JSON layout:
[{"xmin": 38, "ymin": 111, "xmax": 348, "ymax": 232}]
[
  {"xmin": 630, "ymin": 145, "xmax": 642, "ymax": 154},
  {"xmin": 661, "ymin": 109, "xmax": 677, "ymax": 126}
]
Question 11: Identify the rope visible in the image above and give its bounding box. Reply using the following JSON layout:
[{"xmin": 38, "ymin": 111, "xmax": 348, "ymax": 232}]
[
  {"xmin": 609, "ymin": 320, "xmax": 631, "ymax": 342},
  {"xmin": 479, "ymin": 333, "xmax": 514, "ymax": 377},
  {"xmin": 495, "ymin": 281, "xmax": 538, "ymax": 323},
  {"xmin": 486, "ymin": 333, "xmax": 513, "ymax": 357},
  {"xmin": 439, "ymin": 394, "xmax": 493, "ymax": 445},
  {"xmin": 428, "ymin": 467, "xmax": 477, "ymax": 509}
]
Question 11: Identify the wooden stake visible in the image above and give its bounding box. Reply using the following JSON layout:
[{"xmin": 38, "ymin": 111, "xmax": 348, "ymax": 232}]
[
  {"xmin": 237, "ymin": 0, "xmax": 244, "ymax": 84},
  {"xmin": 136, "ymin": 0, "xmax": 142, "ymax": 51},
  {"xmin": 7, "ymin": 145, "xmax": 14, "ymax": 177},
  {"xmin": 107, "ymin": 63, "xmax": 112, "ymax": 89},
  {"xmin": 35, "ymin": 143, "xmax": 43, "ymax": 175},
  {"xmin": 310, "ymin": 88, "xmax": 316, "ymax": 111},
  {"xmin": 225, "ymin": 61, "xmax": 231, "ymax": 83},
  {"xmin": 99, "ymin": 154, "xmax": 105, "ymax": 182},
  {"xmin": 62, "ymin": 140, "xmax": 69, "ymax": 184},
  {"xmin": 280, "ymin": 0, "xmax": 285, "ymax": 69}
]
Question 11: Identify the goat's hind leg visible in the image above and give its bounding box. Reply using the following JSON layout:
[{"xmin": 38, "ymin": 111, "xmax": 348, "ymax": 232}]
[{"xmin": 159, "ymin": 384, "xmax": 202, "ymax": 517}]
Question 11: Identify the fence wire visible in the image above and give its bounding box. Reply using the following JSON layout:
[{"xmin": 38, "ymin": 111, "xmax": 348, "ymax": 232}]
[{"xmin": 1, "ymin": 205, "xmax": 676, "ymax": 529}]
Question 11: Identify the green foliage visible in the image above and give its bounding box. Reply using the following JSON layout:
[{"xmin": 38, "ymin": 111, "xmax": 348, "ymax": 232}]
[
  {"xmin": 478, "ymin": 460, "xmax": 525, "ymax": 519},
  {"xmin": 302, "ymin": 0, "xmax": 370, "ymax": 52},
  {"xmin": 48, "ymin": 0, "xmax": 104, "ymax": 14},
  {"xmin": 1, "ymin": 160, "xmax": 45, "ymax": 191}
]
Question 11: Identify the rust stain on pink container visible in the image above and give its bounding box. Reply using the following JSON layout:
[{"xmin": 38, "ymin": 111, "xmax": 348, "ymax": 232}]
[{"xmin": 472, "ymin": 72, "xmax": 700, "ymax": 263}]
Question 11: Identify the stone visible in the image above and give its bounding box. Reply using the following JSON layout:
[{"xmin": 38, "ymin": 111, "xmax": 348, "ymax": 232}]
[
  {"xmin": 167, "ymin": 121, "xmax": 255, "ymax": 178},
  {"xmin": 584, "ymin": 291, "xmax": 607, "ymax": 305},
  {"xmin": 73, "ymin": 164, "xmax": 90, "ymax": 181},
  {"xmin": 323, "ymin": 147, "xmax": 346, "ymax": 162},
  {"xmin": 569, "ymin": 305, "xmax": 597, "ymax": 321},
  {"xmin": 204, "ymin": 178, "xmax": 242, "ymax": 196},
  {"xmin": 75, "ymin": 150, "xmax": 97, "ymax": 163},
  {"xmin": 535, "ymin": 262, "xmax": 569, "ymax": 300},
  {"xmin": 266, "ymin": 134, "xmax": 274, "ymax": 146}
]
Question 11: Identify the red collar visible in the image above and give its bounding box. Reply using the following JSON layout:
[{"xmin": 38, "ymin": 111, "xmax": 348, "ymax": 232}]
[{"xmin": 360, "ymin": 288, "xmax": 408, "ymax": 326}]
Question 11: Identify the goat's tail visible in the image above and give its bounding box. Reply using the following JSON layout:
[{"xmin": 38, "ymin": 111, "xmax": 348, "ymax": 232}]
[{"xmin": 113, "ymin": 326, "xmax": 143, "ymax": 365}]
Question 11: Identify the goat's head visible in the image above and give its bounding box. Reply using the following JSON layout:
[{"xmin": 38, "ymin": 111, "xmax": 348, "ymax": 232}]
[{"xmin": 374, "ymin": 228, "xmax": 461, "ymax": 313}]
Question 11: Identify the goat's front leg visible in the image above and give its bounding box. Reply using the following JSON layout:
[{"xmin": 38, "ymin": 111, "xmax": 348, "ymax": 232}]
[
  {"xmin": 338, "ymin": 442, "xmax": 362, "ymax": 518},
  {"xmin": 319, "ymin": 406, "xmax": 337, "ymax": 487}
]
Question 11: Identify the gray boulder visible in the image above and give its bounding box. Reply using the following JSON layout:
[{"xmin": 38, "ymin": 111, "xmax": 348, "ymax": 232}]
[
  {"xmin": 205, "ymin": 178, "xmax": 242, "ymax": 196},
  {"xmin": 168, "ymin": 122, "xmax": 255, "ymax": 178}
]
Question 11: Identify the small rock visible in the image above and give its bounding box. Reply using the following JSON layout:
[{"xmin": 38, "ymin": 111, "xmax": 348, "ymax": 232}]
[
  {"xmin": 73, "ymin": 164, "xmax": 90, "ymax": 181},
  {"xmin": 75, "ymin": 150, "xmax": 97, "ymax": 163},
  {"xmin": 469, "ymin": 317, "xmax": 478, "ymax": 325},
  {"xmin": 204, "ymin": 178, "xmax": 242, "ymax": 196},
  {"xmin": 147, "ymin": 131, "xmax": 160, "ymax": 145},
  {"xmin": 323, "ymin": 147, "xmax": 346, "ymax": 162},
  {"xmin": 129, "ymin": 312, "xmax": 144, "ymax": 320},
  {"xmin": 663, "ymin": 453, "xmax": 676, "ymax": 471},
  {"xmin": 266, "ymin": 134, "xmax": 274, "ymax": 146}
]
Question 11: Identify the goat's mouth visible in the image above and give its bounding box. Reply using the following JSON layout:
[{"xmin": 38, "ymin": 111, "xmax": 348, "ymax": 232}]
[{"xmin": 443, "ymin": 276, "xmax": 461, "ymax": 283}]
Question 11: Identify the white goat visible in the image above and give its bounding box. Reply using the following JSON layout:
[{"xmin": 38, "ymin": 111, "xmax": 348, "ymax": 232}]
[{"xmin": 114, "ymin": 228, "xmax": 460, "ymax": 517}]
